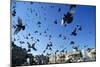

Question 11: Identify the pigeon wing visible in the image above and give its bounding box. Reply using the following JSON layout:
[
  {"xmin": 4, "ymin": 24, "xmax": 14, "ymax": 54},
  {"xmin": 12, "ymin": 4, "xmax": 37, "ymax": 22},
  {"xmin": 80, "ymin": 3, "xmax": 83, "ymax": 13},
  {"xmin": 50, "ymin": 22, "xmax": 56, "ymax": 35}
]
[
  {"xmin": 18, "ymin": 17, "xmax": 22, "ymax": 26},
  {"xmin": 14, "ymin": 27, "xmax": 21, "ymax": 35}
]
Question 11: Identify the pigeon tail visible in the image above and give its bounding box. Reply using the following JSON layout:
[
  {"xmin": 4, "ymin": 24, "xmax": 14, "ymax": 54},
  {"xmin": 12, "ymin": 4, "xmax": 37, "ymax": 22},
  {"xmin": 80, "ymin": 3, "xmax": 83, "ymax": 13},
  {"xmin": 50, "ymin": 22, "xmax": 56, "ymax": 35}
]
[{"xmin": 22, "ymin": 26, "xmax": 25, "ymax": 30}]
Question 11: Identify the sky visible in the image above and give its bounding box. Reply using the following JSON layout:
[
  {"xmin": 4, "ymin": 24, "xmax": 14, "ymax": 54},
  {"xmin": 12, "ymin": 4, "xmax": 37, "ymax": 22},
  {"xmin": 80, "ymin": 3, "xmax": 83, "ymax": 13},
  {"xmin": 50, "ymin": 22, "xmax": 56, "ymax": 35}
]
[{"xmin": 11, "ymin": 0, "xmax": 96, "ymax": 55}]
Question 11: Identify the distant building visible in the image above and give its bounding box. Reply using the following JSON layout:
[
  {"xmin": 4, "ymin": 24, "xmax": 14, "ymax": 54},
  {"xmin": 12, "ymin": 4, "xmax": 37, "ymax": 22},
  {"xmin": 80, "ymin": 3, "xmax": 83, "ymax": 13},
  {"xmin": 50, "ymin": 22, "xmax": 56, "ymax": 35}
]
[
  {"xmin": 87, "ymin": 48, "xmax": 96, "ymax": 61},
  {"xmin": 11, "ymin": 42, "xmax": 28, "ymax": 66},
  {"xmin": 34, "ymin": 54, "xmax": 49, "ymax": 65},
  {"xmin": 65, "ymin": 50, "xmax": 83, "ymax": 63},
  {"xmin": 11, "ymin": 42, "xmax": 34, "ymax": 66},
  {"xmin": 48, "ymin": 48, "xmax": 96, "ymax": 64}
]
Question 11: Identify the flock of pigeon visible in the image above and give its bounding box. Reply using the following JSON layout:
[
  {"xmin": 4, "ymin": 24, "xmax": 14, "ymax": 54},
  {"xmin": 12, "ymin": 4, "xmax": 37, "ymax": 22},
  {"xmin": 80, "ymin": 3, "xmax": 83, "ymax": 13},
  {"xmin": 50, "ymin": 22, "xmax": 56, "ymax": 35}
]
[{"xmin": 11, "ymin": 1, "xmax": 86, "ymax": 56}]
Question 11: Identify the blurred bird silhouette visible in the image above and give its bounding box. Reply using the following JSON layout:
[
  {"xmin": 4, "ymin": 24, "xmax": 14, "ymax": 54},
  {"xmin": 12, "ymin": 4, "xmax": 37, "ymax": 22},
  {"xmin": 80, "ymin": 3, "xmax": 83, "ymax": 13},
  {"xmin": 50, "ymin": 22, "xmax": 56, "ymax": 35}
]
[
  {"xmin": 56, "ymin": 50, "xmax": 59, "ymax": 52},
  {"xmin": 27, "ymin": 48, "xmax": 31, "ymax": 52},
  {"xmin": 31, "ymin": 43, "xmax": 37, "ymax": 51},
  {"xmin": 12, "ymin": 9, "xmax": 16, "ymax": 16},
  {"xmin": 71, "ymin": 27, "xmax": 77, "ymax": 36},
  {"xmin": 30, "ymin": 2, "xmax": 34, "ymax": 5},
  {"xmin": 14, "ymin": 17, "xmax": 25, "ymax": 35},
  {"xmin": 69, "ymin": 5, "xmax": 76, "ymax": 10},
  {"xmin": 59, "ymin": 34, "xmax": 62, "ymax": 37},
  {"xmin": 58, "ymin": 8, "xmax": 61, "ymax": 12},
  {"xmin": 61, "ymin": 11, "xmax": 73, "ymax": 25},
  {"xmin": 63, "ymin": 36, "xmax": 67, "ymax": 40},
  {"xmin": 72, "ymin": 45, "xmax": 79, "ymax": 51},
  {"xmin": 28, "ymin": 33, "xmax": 31, "ymax": 36},
  {"xmin": 27, "ymin": 42, "xmax": 37, "ymax": 51},
  {"xmin": 54, "ymin": 20, "xmax": 58, "ymax": 24},
  {"xmin": 39, "ymin": 33, "xmax": 42, "ymax": 35},
  {"xmin": 13, "ymin": 25, "xmax": 16, "ymax": 29},
  {"xmin": 37, "ymin": 21, "xmax": 41, "ymax": 25},
  {"xmin": 78, "ymin": 26, "xmax": 82, "ymax": 31},
  {"xmin": 37, "ymin": 39, "xmax": 40, "ymax": 42},
  {"xmin": 61, "ymin": 5, "xmax": 76, "ymax": 25},
  {"xmin": 27, "ymin": 42, "xmax": 31, "ymax": 48},
  {"xmin": 34, "ymin": 31, "xmax": 38, "ymax": 33},
  {"xmin": 19, "ymin": 41, "xmax": 25, "ymax": 44},
  {"xmin": 70, "ymin": 41, "xmax": 75, "ymax": 44},
  {"xmin": 43, "ymin": 50, "xmax": 46, "ymax": 53}
]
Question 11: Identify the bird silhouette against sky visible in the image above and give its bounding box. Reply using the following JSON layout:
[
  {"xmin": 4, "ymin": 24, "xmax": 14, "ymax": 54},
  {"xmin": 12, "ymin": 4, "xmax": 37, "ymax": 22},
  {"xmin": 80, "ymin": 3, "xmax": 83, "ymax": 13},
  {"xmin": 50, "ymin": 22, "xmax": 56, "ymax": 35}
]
[
  {"xmin": 61, "ymin": 5, "xmax": 76, "ymax": 25},
  {"xmin": 14, "ymin": 17, "xmax": 25, "ymax": 35}
]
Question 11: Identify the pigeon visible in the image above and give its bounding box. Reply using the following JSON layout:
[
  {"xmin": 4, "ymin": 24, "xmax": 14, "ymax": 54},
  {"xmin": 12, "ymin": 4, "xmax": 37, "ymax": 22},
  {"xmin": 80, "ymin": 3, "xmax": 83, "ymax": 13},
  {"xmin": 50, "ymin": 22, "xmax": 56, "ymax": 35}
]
[
  {"xmin": 35, "ymin": 13, "xmax": 38, "ymax": 16},
  {"xmin": 70, "ymin": 41, "xmax": 75, "ymax": 44},
  {"xmin": 28, "ymin": 33, "xmax": 31, "ymax": 36},
  {"xmin": 62, "ymin": 11, "xmax": 73, "ymax": 25},
  {"xmin": 78, "ymin": 26, "xmax": 82, "ymax": 31},
  {"xmin": 37, "ymin": 21, "xmax": 41, "ymax": 25},
  {"xmin": 56, "ymin": 50, "xmax": 59, "ymax": 52},
  {"xmin": 58, "ymin": 8, "xmax": 61, "ymax": 12},
  {"xmin": 49, "ymin": 35, "xmax": 52, "ymax": 40},
  {"xmin": 71, "ymin": 27, "xmax": 77, "ymax": 36},
  {"xmin": 37, "ymin": 39, "xmax": 40, "ymax": 42},
  {"xmin": 49, "ymin": 42, "xmax": 52, "ymax": 46},
  {"xmin": 50, "ymin": 6, "xmax": 54, "ymax": 8},
  {"xmin": 43, "ymin": 50, "xmax": 46, "ymax": 53},
  {"xmin": 37, "ymin": 21, "xmax": 41, "ymax": 28},
  {"xmin": 61, "ymin": 5, "xmax": 76, "ymax": 25},
  {"xmin": 30, "ymin": 2, "xmax": 34, "ymax": 5},
  {"xmin": 72, "ymin": 45, "xmax": 79, "ymax": 51},
  {"xmin": 34, "ymin": 31, "xmax": 38, "ymax": 33},
  {"xmin": 54, "ymin": 20, "xmax": 58, "ymax": 24},
  {"xmin": 49, "ymin": 35, "xmax": 52, "ymax": 38},
  {"xmin": 59, "ymin": 34, "xmax": 62, "ymax": 37},
  {"xmin": 63, "ymin": 36, "xmax": 67, "ymax": 40},
  {"xmin": 39, "ymin": 33, "xmax": 42, "ymax": 35},
  {"xmin": 31, "ymin": 43, "xmax": 37, "ymax": 51},
  {"xmin": 44, "ymin": 30, "xmax": 47, "ymax": 33},
  {"xmin": 84, "ymin": 45, "xmax": 88, "ymax": 48},
  {"xmin": 47, "ymin": 53, "xmax": 51, "ymax": 56},
  {"xmin": 27, "ymin": 48, "xmax": 31, "ymax": 52},
  {"xmin": 26, "ymin": 36, "xmax": 28, "ymax": 39},
  {"xmin": 69, "ymin": 5, "xmax": 76, "ymax": 10},
  {"xmin": 14, "ymin": 17, "xmax": 25, "ymax": 35},
  {"xmin": 14, "ymin": 38, "xmax": 16, "ymax": 41},
  {"xmin": 13, "ymin": 25, "xmax": 16, "ymax": 29},
  {"xmin": 30, "ymin": 8, "xmax": 33, "ymax": 14},
  {"xmin": 19, "ymin": 41, "xmax": 25, "ymax": 44},
  {"xmin": 76, "ymin": 25, "xmax": 79, "ymax": 27},
  {"xmin": 61, "ymin": 49, "xmax": 64, "ymax": 53},
  {"xmin": 27, "ymin": 42, "xmax": 31, "ymax": 48},
  {"xmin": 49, "ymin": 47, "xmax": 52, "ymax": 51},
  {"xmin": 12, "ymin": 9, "xmax": 16, "ymax": 16}
]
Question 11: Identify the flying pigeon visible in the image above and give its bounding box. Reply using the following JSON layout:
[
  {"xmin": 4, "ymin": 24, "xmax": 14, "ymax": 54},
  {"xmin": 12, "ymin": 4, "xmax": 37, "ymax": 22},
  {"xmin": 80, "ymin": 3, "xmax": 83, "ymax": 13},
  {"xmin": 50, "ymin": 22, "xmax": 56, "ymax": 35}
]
[
  {"xmin": 37, "ymin": 39, "xmax": 40, "ymax": 42},
  {"xmin": 27, "ymin": 42, "xmax": 31, "ymax": 48},
  {"xmin": 28, "ymin": 33, "xmax": 31, "ymax": 36},
  {"xmin": 69, "ymin": 5, "xmax": 76, "ymax": 10},
  {"xmin": 61, "ymin": 11, "xmax": 74, "ymax": 25},
  {"xmin": 59, "ymin": 34, "xmax": 62, "ymax": 37},
  {"xmin": 31, "ymin": 43, "xmax": 37, "ymax": 51},
  {"xmin": 61, "ymin": 5, "xmax": 76, "ymax": 25},
  {"xmin": 71, "ymin": 27, "xmax": 77, "ymax": 36},
  {"xmin": 19, "ymin": 41, "xmax": 25, "ymax": 44},
  {"xmin": 30, "ymin": 2, "xmax": 34, "ymax": 5},
  {"xmin": 34, "ymin": 31, "xmax": 38, "ymax": 33},
  {"xmin": 14, "ymin": 17, "xmax": 25, "ymax": 35},
  {"xmin": 58, "ymin": 8, "xmax": 61, "ymax": 12},
  {"xmin": 54, "ymin": 20, "xmax": 58, "ymax": 24},
  {"xmin": 12, "ymin": 9, "xmax": 16, "ymax": 16},
  {"xmin": 78, "ymin": 26, "xmax": 82, "ymax": 31},
  {"xmin": 70, "ymin": 41, "xmax": 75, "ymax": 44},
  {"xmin": 43, "ymin": 50, "xmax": 46, "ymax": 53}
]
